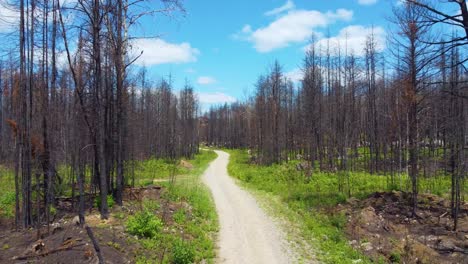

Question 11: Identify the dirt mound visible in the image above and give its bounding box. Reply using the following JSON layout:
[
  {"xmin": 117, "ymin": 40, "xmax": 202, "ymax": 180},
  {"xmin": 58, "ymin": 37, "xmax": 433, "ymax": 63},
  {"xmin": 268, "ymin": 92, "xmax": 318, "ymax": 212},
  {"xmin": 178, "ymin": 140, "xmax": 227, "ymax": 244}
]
[
  {"xmin": 343, "ymin": 191, "xmax": 468, "ymax": 264},
  {"xmin": 180, "ymin": 160, "xmax": 193, "ymax": 169}
]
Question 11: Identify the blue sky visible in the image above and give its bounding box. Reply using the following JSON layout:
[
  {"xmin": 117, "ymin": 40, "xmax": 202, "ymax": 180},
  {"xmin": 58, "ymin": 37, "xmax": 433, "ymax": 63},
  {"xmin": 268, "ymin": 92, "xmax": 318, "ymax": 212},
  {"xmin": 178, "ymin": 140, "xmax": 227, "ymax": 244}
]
[
  {"xmin": 1, "ymin": 0, "xmax": 445, "ymax": 109},
  {"xmin": 128, "ymin": 0, "xmax": 401, "ymax": 109}
]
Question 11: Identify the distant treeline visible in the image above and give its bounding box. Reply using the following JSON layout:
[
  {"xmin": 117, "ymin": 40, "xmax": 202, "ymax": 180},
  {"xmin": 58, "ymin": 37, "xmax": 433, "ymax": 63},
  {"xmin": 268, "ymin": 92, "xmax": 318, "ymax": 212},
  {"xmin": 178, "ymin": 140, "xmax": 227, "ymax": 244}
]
[{"xmin": 200, "ymin": 1, "xmax": 467, "ymax": 229}]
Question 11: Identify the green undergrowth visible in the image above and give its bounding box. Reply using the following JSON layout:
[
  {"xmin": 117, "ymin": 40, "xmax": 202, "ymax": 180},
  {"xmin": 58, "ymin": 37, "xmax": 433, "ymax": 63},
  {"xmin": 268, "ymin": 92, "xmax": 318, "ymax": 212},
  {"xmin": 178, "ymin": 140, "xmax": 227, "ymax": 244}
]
[
  {"xmin": 0, "ymin": 150, "xmax": 218, "ymax": 263},
  {"xmin": 0, "ymin": 166, "xmax": 15, "ymax": 218},
  {"xmin": 130, "ymin": 150, "xmax": 218, "ymax": 264},
  {"xmin": 225, "ymin": 149, "xmax": 462, "ymax": 264}
]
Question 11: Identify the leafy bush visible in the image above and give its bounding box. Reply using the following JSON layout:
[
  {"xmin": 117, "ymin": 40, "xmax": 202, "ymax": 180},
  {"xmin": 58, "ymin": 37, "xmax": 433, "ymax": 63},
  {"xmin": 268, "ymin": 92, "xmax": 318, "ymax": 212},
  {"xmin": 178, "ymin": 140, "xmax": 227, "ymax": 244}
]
[
  {"xmin": 172, "ymin": 238, "xmax": 195, "ymax": 264},
  {"xmin": 126, "ymin": 210, "xmax": 163, "ymax": 238},
  {"xmin": 94, "ymin": 195, "xmax": 115, "ymax": 209}
]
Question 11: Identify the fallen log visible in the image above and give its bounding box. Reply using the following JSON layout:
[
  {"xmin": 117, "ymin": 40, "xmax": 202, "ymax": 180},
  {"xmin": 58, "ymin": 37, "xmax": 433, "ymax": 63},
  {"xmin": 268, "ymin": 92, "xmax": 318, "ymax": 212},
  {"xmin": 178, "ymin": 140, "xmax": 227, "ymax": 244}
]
[
  {"xmin": 85, "ymin": 225, "xmax": 104, "ymax": 264},
  {"xmin": 13, "ymin": 241, "xmax": 85, "ymax": 260}
]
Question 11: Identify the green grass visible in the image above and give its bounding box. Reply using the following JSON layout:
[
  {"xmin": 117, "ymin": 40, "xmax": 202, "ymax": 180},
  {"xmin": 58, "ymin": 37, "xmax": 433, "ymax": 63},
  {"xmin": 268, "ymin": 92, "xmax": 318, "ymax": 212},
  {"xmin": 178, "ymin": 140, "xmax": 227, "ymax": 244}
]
[
  {"xmin": 130, "ymin": 150, "xmax": 218, "ymax": 264},
  {"xmin": 225, "ymin": 149, "xmax": 463, "ymax": 264},
  {"xmin": 0, "ymin": 166, "xmax": 15, "ymax": 218}
]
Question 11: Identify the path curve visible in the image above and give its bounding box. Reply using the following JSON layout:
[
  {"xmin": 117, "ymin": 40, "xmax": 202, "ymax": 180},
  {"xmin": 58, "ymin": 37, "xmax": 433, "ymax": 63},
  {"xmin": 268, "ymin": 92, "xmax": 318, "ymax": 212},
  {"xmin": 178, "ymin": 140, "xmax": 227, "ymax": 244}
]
[{"xmin": 202, "ymin": 150, "xmax": 295, "ymax": 264}]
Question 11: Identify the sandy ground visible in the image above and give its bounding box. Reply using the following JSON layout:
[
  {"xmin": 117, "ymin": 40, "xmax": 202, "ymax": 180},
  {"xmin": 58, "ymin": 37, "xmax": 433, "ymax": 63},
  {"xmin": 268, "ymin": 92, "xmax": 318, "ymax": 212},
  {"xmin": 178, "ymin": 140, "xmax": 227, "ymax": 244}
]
[{"xmin": 202, "ymin": 150, "xmax": 296, "ymax": 264}]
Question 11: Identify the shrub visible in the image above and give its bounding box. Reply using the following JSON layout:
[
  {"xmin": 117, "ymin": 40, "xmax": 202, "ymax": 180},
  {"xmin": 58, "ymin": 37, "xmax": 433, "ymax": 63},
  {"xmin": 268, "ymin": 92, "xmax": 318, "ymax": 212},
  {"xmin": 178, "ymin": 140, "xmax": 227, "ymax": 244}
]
[
  {"xmin": 126, "ymin": 210, "xmax": 163, "ymax": 238},
  {"xmin": 94, "ymin": 195, "xmax": 115, "ymax": 209},
  {"xmin": 389, "ymin": 251, "xmax": 401, "ymax": 263},
  {"xmin": 172, "ymin": 238, "xmax": 195, "ymax": 264}
]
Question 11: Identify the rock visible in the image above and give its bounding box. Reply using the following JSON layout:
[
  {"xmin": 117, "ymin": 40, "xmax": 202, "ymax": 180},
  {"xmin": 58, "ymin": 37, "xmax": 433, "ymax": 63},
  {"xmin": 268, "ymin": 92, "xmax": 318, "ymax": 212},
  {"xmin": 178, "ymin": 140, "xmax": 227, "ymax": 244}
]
[
  {"xmin": 51, "ymin": 222, "xmax": 63, "ymax": 234},
  {"xmin": 180, "ymin": 160, "xmax": 193, "ymax": 169},
  {"xmin": 72, "ymin": 215, "xmax": 81, "ymax": 226},
  {"xmin": 349, "ymin": 240, "xmax": 358, "ymax": 246},
  {"xmin": 360, "ymin": 242, "xmax": 373, "ymax": 251},
  {"xmin": 352, "ymin": 259, "xmax": 362, "ymax": 264}
]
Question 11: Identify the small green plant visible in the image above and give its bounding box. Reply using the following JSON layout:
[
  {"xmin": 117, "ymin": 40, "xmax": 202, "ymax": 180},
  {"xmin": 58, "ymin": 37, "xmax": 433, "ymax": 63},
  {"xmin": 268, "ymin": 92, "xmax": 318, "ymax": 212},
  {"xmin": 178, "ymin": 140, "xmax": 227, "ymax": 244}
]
[
  {"xmin": 173, "ymin": 209, "xmax": 186, "ymax": 224},
  {"xmin": 50, "ymin": 206, "xmax": 57, "ymax": 216},
  {"xmin": 94, "ymin": 195, "xmax": 115, "ymax": 209},
  {"xmin": 172, "ymin": 238, "xmax": 195, "ymax": 264},
  {"xmin": 106, "ymin": 241, "xmax": 122, "ymax": 251},
  {"xmin": 126, "ymin": 210, "xmax": 163, "ymax": 239},
  {"xmin": 389, "ymin": 251, "xmax": 401, "ymax": 263},
  {"xmin": 2, "ymin": 244, "xmax": 10, "ymax": 250}
]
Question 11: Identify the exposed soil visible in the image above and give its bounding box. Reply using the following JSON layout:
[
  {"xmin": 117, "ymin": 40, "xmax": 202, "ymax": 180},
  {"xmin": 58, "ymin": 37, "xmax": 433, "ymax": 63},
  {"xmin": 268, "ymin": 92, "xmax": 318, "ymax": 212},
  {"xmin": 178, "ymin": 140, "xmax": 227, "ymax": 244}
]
[
  {"xmin": 0, "ymin": 185, "xmax": 187, "ymax": 264},
  {"xmin": 339, "ymin": 191, "xmax": 468, "ymax": 264}
]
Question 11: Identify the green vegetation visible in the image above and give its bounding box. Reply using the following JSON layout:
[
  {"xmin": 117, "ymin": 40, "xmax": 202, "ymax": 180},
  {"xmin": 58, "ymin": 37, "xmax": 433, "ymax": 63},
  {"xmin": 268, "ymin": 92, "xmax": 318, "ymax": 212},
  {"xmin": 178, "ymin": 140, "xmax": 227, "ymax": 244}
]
[
  {"xmin": 225, "ymin": 149, "xmax": 463, "ymax": 264},
  {"xmin": 172, "ymin": 238, "xmax": 196, "ymax": 264},
  {"xmin": 0, "ymin": 150, "xmax": 218, "ymax": 263},
  {"xmin": 0, "ymin": 167, "xmax": 15, "ymax": 218},
  {"xmin": 390, "ymin": 251, "xmax": 401, "ymax": 263},
  {"xmin": 126, "ymin": 210, "xmax": 164, "ymax": 239},
  {"xmin": 134, "ymin": 159, "xmax": 183, "ymax": 183},
  {"xmin": 129, "ymin": 150, "xmax": 218, "ymax": 263},
  {"xmin": 95, "ymin": 195, "xmax": 115, "ymax": 209}
]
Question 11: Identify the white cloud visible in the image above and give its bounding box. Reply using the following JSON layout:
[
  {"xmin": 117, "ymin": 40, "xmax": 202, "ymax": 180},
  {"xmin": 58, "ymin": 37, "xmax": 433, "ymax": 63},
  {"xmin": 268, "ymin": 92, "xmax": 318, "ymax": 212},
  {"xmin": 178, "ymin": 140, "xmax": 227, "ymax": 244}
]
[
  {"xmin": 235, "ymin": 8, "xmax": 353, "ymax": 52},
  {"xmin": 130, "ymin": 38, "xmax": 199, "ymax": 66},
  {"xmin": 197, "ymin": 92, "xmax": 236, "ymax": 104},
  {"xmin": 306, "ymin": 25, "xmax": 386, "ymax": 57},
  {"xmin": 264, "ymin": 0, "xmax": 295, "ymax": 16},
  {"xmin": 0, "ymin": 0, "xmax": 78, "ymax": 33},
  {"xmin": 197, "ymin": 76, "xmax": 217, "ymax": 85},
  {"xmin": 285, "ymin": 68, "xmax": 303, "ymax": 83},
  {"xmin": 358, "ymin": 0, "xmax": 378, "ymax": 5},
  {"xmin": 0, "ymin": 0, "xmax": 19, "ymax": 33},
  {"xmin": 327, "ymin": 9, "xmax": 354, "ymax": 21}
]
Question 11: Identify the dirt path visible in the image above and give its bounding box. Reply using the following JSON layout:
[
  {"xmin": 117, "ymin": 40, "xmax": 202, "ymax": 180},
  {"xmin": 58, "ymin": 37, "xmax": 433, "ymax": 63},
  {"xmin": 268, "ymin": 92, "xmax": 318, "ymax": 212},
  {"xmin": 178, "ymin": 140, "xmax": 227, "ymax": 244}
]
[{"xmin": 202, "ymin": 150, "xmax": 296, "ymax": 264}]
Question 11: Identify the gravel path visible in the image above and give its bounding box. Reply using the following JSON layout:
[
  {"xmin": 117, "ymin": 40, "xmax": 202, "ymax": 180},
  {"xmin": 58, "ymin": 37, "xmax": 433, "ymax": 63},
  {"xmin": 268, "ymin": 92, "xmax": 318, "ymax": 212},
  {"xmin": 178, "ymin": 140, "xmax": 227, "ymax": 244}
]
[{"xmin": 202, "ymin": 150, "xmax": 295, "ymax": 264}]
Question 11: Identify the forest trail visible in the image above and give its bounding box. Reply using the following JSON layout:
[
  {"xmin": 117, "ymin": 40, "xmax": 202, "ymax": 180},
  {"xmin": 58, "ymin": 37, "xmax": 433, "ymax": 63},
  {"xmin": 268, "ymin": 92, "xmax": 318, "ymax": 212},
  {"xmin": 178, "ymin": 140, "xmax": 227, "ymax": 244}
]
[{"xmin": 202, "ymin": 150, "xmax": 296, "ymax": 264}]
